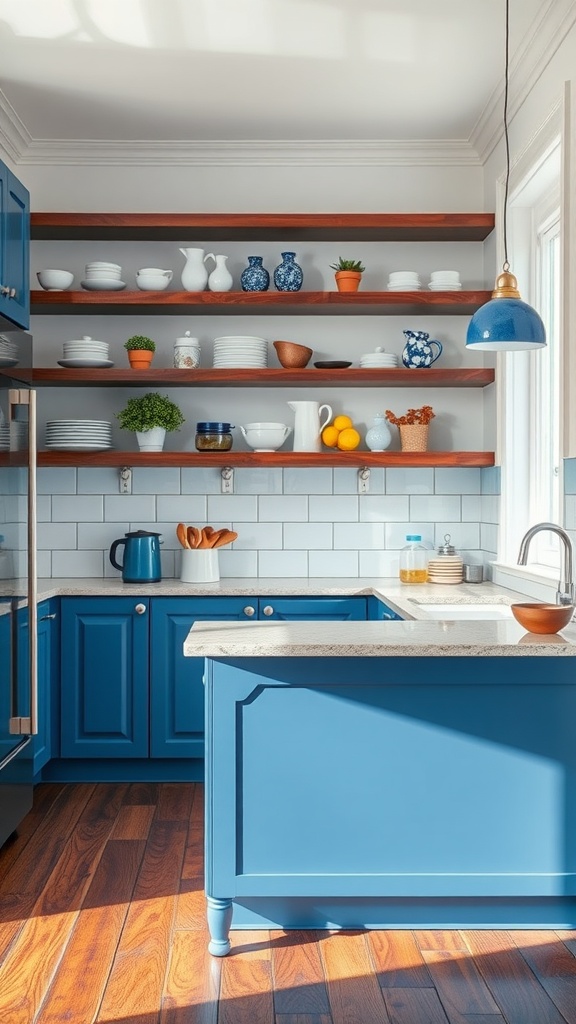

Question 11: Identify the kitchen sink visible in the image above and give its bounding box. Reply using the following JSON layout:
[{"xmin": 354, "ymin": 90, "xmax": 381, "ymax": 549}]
[{"xmin": 411, "ymin": 602, "xmax": 513, "ymax": 620}]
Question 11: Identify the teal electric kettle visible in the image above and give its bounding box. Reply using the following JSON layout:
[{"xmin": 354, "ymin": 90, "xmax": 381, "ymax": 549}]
[{"xmin": 109, "ymin": 530, "xmax": 162, "ymax": 583}]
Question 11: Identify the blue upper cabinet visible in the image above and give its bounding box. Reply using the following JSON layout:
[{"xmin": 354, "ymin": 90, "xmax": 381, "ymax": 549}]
[{"xmin": 0, "ymin": 160, "xmax": 30, "ymax": 331}]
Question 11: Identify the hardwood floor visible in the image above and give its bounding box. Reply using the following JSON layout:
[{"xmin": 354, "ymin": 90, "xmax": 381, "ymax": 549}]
[{"xmin": 1, "ymin": 782, "xmax": 576, "ymax": 1024}]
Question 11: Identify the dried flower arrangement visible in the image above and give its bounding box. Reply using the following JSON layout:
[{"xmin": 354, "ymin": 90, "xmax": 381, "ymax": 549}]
[{"xmin": 385, "ymin": 405, "xmax": 435, "ymax": 427}]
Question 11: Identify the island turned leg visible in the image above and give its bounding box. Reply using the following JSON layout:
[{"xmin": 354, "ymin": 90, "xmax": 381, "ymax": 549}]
[{"xmin": 206, "ymin": 896, "xmax": 233, "ymax": 956}]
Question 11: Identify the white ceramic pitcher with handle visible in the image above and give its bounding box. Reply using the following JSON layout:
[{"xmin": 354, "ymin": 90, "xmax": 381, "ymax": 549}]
[
  {"xmin": 179, "ymin": 248, "xmax": 215, "ymax": 291},
  {"xmin": 288, "ymin": 400, "xmax": 332, "ymax": 452}
]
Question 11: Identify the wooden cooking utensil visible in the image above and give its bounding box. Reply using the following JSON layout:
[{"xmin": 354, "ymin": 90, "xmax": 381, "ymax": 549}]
[
  {"xmin": 176, "ymin": 522, "xmax": 189, "ymax": 548},
  {"xmin": 212, "ymin": 530, "xmax": 238, "ymax": 548},
  {"xmin": 187, "ymin": 525, "xmax": 201, "ymax": 548}
]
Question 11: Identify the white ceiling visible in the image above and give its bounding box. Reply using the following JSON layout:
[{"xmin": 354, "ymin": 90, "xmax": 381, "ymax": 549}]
[{"xmin": 0, "ymin": 0, "xmax": 547, "ymax": 149}]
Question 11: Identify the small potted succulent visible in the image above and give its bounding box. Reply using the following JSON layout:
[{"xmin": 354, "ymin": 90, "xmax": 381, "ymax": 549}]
[
  {"xmin": 116, "ymin": 392, "xmax": 185, "ymax": 451},
  {"xmin": 124, "ymin": 334, "xmax": 156, "ymax": 369},
  {"xmin": 329, "ymin": 257, "xmax": 366, "ymax": 293},
  {"xmin": 385, "ymin": 405, "xmax": 435, "ymax": 452}
]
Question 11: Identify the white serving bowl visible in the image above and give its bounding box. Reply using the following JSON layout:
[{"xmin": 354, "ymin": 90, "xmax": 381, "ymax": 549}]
[
  {"xmin": 37, "ymin": 269, "xmax": 74, "ymax": 291},
  {"xmin": 240, "ymin": 422, "xmax": 291, "ymax": 451},
  {"xmin": 136, "ymin": 273, "xmax": 172, "ymax": 291},
  {"xmin": 138, "ymin": 267, "xmax": 170, "ymax": 275}
]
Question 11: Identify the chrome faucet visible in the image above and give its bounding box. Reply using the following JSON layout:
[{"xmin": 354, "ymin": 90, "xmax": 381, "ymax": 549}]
[{"xmin": 517, "ymin": 522, "xmax": 576, "ymax": 605}]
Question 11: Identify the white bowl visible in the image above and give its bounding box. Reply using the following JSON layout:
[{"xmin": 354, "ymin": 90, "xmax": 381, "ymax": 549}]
[
  {"xmin": 86, "ymin": 261, "xmax": 121, "ymax": 270},
  {"xmin": 240, "ymin": 422, "xmax": 291, "ymax": 451},
  {"xmin": 136, "ymin": 274, "xmax": 171, "ymax": 291},
  {"xmin": 37, "ymin": 269, "xmax": 74, "ymax": 291},
  {"xmin": 138, "ymin": 267, "xmax": 171, "ymax": 275}
]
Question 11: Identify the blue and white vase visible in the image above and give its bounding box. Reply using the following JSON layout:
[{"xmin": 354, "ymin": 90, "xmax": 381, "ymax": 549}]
[
  {"xmin": 401, "ymin": 329, "xmax": 443, "ymax": 368},
  {"xmin": 273, "ymin": 251, "xmax": 303, "ymax": 292},
  {"xmin": 240, "ymin": 256, "xmax": 270, "ymax": 292}
]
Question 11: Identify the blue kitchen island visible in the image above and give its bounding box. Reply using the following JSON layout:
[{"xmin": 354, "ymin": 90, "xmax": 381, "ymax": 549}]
[{"xmin": 184, "ymin": 616, "xmax": 576, "ymax": 954}]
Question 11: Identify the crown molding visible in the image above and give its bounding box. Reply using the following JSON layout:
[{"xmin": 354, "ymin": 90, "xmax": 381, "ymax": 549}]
[
  {"xmin": 0, "ymin": 89, "xmax": 32, "ymax": 164},
  {"xmin": 471, "ymin": 0, "xmax": 576, "ymax": 163},
  {"xmin": 11, "ymin": 137, "xmax": 480, "ymax": 168}
]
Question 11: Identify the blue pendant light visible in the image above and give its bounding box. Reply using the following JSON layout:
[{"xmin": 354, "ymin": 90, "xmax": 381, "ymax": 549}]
[{"xmin": 466, "ymin": 0, "xmax": 546, "ymax": 352}]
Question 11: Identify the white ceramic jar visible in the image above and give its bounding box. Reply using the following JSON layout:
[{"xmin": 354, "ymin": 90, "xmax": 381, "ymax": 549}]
[{"xmin": 174, "ymin": 331, "xmax": 201, "ymax": 369}]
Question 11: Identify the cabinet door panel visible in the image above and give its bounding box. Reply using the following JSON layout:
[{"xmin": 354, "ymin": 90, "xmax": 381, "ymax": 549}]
[
  {"xmin": 367, "ymin": 596, "xmax": 403, "ymax": 620},
  {"xmin": 0, "ymin": 162, "xmax": 30, "ymax": 330},
  {"xmin": 60, "ymin": 598, "xmax": 149, "ymax": 758},
  {"xmin": 150, "ymin": 597, "xmax": 248, "ymax": 758},
  {"xmin": 16, "ymin": 600, "xmax": 56, "ymax": 774},
  {"xmin": 258, "ymin": 597, "xmax": 367, "ymax": 621}
]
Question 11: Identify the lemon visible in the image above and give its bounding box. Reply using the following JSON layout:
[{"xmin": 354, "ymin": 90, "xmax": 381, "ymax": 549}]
[
  {"xmin": 321, "ymin": 424, "xmax": 340, "ymax": 448},
  {"xmin": 333, "ymin": 414, "xmax": 353, "ymax": 431},
  {"xmin": 337, "ymin": 427, "xmax": 361, "ymax": 451}
]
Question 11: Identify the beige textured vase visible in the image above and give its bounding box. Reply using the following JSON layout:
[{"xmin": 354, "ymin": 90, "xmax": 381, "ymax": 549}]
[{"xmin": 399, "ymin": 424, "xmax": 429, "ymax": 451}]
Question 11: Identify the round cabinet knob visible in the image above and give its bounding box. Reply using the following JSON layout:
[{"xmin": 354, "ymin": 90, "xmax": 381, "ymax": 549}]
[
  {"xmin": 9, "ymin": 287, "xmax": 16, "ymax": 298},
  {"xmin": 243, "ymin": 605, "xmax": 255, "ymax": 617},
  {"xmin": 0, "ymin": 285, "xmax": 9, "ymax": 296},
  {"xmin": 135, "ymin": 603, "xmax": 147, "ymax": 615},
  {"xmin": 262, "ymin": 605, "xmax": 274, "ymax": 616}
]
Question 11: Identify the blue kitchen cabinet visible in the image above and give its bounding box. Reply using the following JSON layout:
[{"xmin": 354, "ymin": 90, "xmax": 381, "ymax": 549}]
[
  {"xmin": 258, "ymin": 597, "xmax": 367, "ymax": 620},
  {"xmin": 367, "ymin": 595, "xmax": 403, "ymax": 620},
  {"xmin": 60, "ymin": 597, "xmax": 149, "ymax": 758},
  {"xmin": 0, "ymin": 160, "xmax": 30, "ymax": 330},
  {"xmin": 17, "ymin": 599, "xmax": 59, "ymax": 774},
  {"xmin": 150, "ymin": 597, "xmax": 250, "ymax": 758}
]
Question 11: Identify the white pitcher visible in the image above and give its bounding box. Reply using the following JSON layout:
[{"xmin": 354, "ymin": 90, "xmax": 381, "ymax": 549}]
[
  {"xmin": 288, "ymin": 400, "xmax": 332, "ymax": 452},
  {"xmin": 179, "ymin": 248, "xmax": 214, "ymax": 291},
  {"xmin": 208, "ymin": 254, "xmax": 233, "ymax": 292}
]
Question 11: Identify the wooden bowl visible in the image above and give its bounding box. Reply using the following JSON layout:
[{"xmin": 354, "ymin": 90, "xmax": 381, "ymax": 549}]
[
  {"xmin": 273, "ymin": 340, "xmax": 313, "ymax": 368},
  {"xmin": 511, "ymin": 602, "xmax": 574, "ymax": 634}
]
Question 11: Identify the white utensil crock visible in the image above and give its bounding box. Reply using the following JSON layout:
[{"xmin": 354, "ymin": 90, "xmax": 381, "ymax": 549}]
[{"xmin": 180, "ymin": 548, "xmax": 220, "ymax": 583}]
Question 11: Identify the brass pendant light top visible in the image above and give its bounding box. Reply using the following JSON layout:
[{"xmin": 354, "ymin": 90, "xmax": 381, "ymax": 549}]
[{"xmin": 491, "ymin": 270, "xmax": 521, "ymax": 299}]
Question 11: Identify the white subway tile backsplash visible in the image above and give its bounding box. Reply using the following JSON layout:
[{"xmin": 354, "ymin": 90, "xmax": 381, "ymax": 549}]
[
  {"xmin": 38, "ymin": 522, "xmax": 77, "ymax": 550},
  {"xmin": 36, "ymin": 550, "xmax": 52, "ymax": 577},
  {"xmin": 208, "ymin": 494, "xmax": 257, "ymax": 522},
  {"xmin": 132, "ymin": 467, "xmax": 181, "ymax": 494},
  {"xmin": 359, "ymin": 495, "xmax": 409, "ymax": 523},
  {"xmin": 77, "ymin": 468, "xmax": 121, "ymax": 494},
  {"xmin": 37, "ymin": 495, "xmax": 51, "ymax": 522},
  {"xmin": 386, "ymin": 468, "xmax": 434, "ymax": 494},
  {"xmin": 157, "ymin": 494, "xmax": 206, "ymax": 522},
  {"xmin": 435, "ymin": 468, "xmax": 481, "ymax": 494},
  {"xmin": 309, "ymin": 550, "xmax": 358, "ymax": 577},
  {"xmin": 480, "ymin": 494, "xmax": 500, "ymax": 524},
  {"xmin": 284, "ymin": 522, "xmax": 333, "ymax": 550},
  {"xmin": 181, "ymin": 467, "xmax": 222, "ymax": 494},
  {"xmin": 52, "ymin": 550, "xmax": 104, "ymax": 577},
  {"xmin": 333, "ymin": 522, "xmax": 385, "ymax": 549},
  {"xmin": 433, "ymin": 522, "xmax": 480, "ymax": 549},
  {"xmin": 309, "ymin": 495, "xmax": 358, "ymax": 522},
  {"xmin": 565, "ymin": 494, "xmax": 576, "ymax": 531},
  {"xmin": 259, "ymin": 495, "xmax": 308, "ymax": 522},
  {"xmin": 219, "ymin": 549, "xmax": 258, "ymax": 578},
  {"xmin": 104, "ymin": 494, "xmax": 156, "ymax": 522},
  {"xmin": 333, "ymin": 468, "xmax": 385, "ymax": 494},
  {"xmin": 235, "ymin": 468, "xmax": 283, "ymax": 494},
  {"xmin": 480, "ymin": 522, "xmax": 499, "ymax": 552},
  {"xmin": 461, "ymin": 495, "xmax": 482, "ymax": 522},
  {"xmin": 410, "ymin": 495, "xmax": 461, "ymax": 522},
  {"xmin": 231, "ymin": 522, "xmax": 283, "ymax": 549},
  {"xmin": 385, "ymin": 522, "xmax": 433, "ymax": 549},
  {"xmin": 129, "ymin": 522, "xmax": 180, "ymax": 549},
  {"xmin": 52, "ymin": 494, "xmax": 103, "ymax": 522},
  {"xmin": 37, "ymin": 467, "xmax": 76, "ymax": 494},
  {"xmin": 259, "ymin": 549, "xmax": 308, "ymax": 577},
  {"xmin": 78, "ymin": 522, "xmax": 129, "ymax": 550},
  {"xmin": 284, "ymin": 467, "xmax": 333, "ymax": 494},
  {"xmin": 359, "ymin": 549, "xmax": 399, "ymax": 577}
]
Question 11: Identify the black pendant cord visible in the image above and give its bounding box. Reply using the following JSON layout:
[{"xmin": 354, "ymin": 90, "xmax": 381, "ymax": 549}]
[{"xmin": 502, "ymin": 0, "xmax": 511, "ymax": 273}]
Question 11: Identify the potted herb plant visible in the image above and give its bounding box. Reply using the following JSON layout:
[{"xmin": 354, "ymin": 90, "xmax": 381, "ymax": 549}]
[
  {"xmin": 116, "ymin": 392, "xmax": 185, "ymax": 451},
  {"xmin": 329, "ymin": 257, "xmax": 366, "ymax": 293},
  {"xmin": 385, "ymin": 405, "xmax": 435, "ymax": 452},
  {"xmin": 124, "ymin": 334, "xmax": 156, "ymax": 369}
]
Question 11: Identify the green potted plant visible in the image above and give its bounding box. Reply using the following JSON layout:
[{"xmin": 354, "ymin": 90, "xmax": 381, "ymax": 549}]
[
  {"xmin": 124, "ymin": 334, "xmax": 156, "ymax": 369},
  {"xmin": 116, "ymin": 392, "xmax": 185, "ymax": 451},
  {"xmin": 329, "ymin": 257, "xmax": 366, "ymax": 293}
]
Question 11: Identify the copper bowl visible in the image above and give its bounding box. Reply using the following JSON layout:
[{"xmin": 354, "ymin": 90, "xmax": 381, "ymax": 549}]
[
  {"xmin": 273, "ymin": 340, "xmax": 313, "ymax": 369},
  {"xmin": 511, "ymin": 602, "xmax": 574, "ymax": 634}
]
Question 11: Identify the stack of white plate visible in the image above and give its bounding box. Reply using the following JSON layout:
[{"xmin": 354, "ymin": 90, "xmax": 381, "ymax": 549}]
[
  {"xmin": 0, "ymin": 424, "xmax": 9, "ymax": 450},
  {"xmin": 3, "ymin": 422, "xmax": 30, "ymax": 451},
  {"xmin": 359, "ymin": 347, "xmax": 399, "ymax": 368},
  {"xmin": 81, "ymin": 262, "xmax": 126, "ymax": 292},
  {"xmin": 428, "ymin": 270, "xmax": 462, "ymax": 291},
  {"xmin": 427, "ymin": 556, "xmax": 464, "ymax": 584},
  {"xmin": 213, "ymin": 335, "xmax": 268, "ymax": 369},
  {"xmin": 0, "ymin": 335, "xmax": 19, "ymax": 367},
  {"xmin": 58, "ymin": 335, "xmax": 113, "ymax": 369},
  {"xmin": 387, "ymin": 271, "xmax": 421, "ymax": 291},
  {"xmin": 45, "ymin": 420, "xmax": 113, "ymax": 450}
]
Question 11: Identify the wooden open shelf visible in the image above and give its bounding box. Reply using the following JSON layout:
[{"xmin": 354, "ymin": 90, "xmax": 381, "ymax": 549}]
[
  {"xmin": 30, "ymin": 289, "xmax": 491, "ymax": 317},
  {"xmin": 17, "ymin": 367, "xmax": 495, "ymax": 389},
  {"xmin": 30, "ymin": 212, "xmax": 495, "ymax": 242},
  {"xmin": 30, "ymin": 451, "xmax": 495, "ymax": 469}
]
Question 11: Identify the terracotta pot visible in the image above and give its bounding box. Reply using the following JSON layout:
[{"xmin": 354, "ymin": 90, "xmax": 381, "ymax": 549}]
[
  {"xmin": 334, "ymin": 271, "xmax": 362, "ymax": 293},
  {"xmin": 128, "ymin": 350, "xmax": 154, "ymax": 369},
  {"xmin": 399, "ymin": 424, "xmax": 429, "ymax": 452}
]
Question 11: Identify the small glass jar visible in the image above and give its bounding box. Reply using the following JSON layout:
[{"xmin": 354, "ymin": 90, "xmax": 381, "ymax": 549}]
[
  {"xmin": 399, "ymin": 534, "xmax": 428, "ymax": 584},
  {"xmin": 195, "ymin": 421, "xmax": 234, "ymax": 451}
]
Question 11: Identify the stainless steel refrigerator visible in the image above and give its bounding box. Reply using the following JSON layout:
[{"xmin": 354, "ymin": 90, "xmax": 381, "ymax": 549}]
[{"xmin": 0, "ymin": 329, "xmax": 36, "ymax": 848}]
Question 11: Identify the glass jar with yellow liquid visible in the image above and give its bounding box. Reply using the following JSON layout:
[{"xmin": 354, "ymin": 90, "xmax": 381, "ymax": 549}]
[{"xmin": 399, "ymin": 534, "xmax": 428, "ymax": 583}]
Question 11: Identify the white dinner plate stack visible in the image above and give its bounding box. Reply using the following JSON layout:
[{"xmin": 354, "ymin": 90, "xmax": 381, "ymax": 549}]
[
  {"xmin": 359, "ymin": 347, "xmax": 399, "ymax": 368},
  {"xmin": 45, "ymin": 419, "xmax": 113, "ymax": 450},
  {"xmin": 0, "ymin": 423, "xmax": 9, "ymax": 450},
  {"xmin": 81, "ymin": 262, "xmax": 126, "ymax": 292},
  {"xmin": 0, "ymin": 334, "xmax": 20, "ymax": 367},
  {"xmin": 427, "ymin": 555, "xmax": 464, "ymax": 584},
  {"xmin": 58, "ymin": 336, "xmax": 113, "ymax": 368},
  {"xmin": 387, "ymin": 271, "xmax": 421, "ymax": 291},
  {"xmin": 428, "ymin": 270, "xmax": 462, "ymax": 291},
  {"xmin": 212, "ymin": 335, "xmax": 268, "ymax": 369}
]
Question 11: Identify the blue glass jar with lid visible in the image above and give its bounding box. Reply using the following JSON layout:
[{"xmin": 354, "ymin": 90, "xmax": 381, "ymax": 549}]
[{"xmin": 195, "ymin": 422, "xmax": 234, "ymax": 451}]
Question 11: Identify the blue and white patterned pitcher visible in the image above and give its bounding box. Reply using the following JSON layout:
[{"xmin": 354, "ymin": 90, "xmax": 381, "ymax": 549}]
[{"xmin": 402, "ymin": 329, "xmax": 443, "ymax": 368}]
